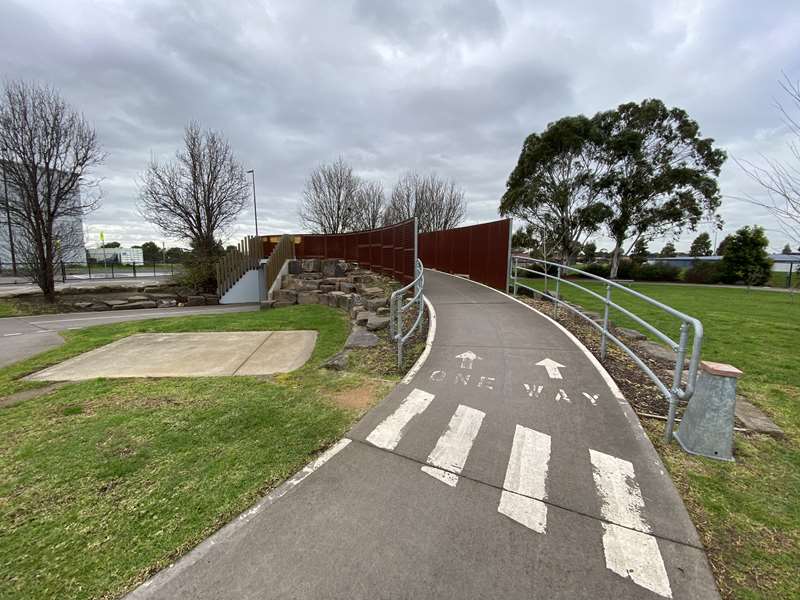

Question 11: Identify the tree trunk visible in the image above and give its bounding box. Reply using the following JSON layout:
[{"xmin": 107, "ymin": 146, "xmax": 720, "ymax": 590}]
[
  {"xmin": 42, "ymin": 262, "xmax": 56, "ymax": 302},
  {"xmin": 609, "ymin": 242, "xmax": 623, "ymax": 279}
]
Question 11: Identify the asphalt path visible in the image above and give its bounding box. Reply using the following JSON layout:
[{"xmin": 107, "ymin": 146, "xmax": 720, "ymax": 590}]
[
  {"xmin": 126, "ymin": 270, "xmax": 719, "ymax": 600},
  {"xmin": 0, "ymin": 304, "xmax": 259, "ymax": 368}
]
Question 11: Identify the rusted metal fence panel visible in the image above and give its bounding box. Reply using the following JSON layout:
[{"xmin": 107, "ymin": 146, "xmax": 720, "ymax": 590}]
[
  {"xmin": 419, "ymin": 218, "xmax": 511, "ymax": 289},
  {"xmin": 260, "ymin": 219, "xmax": 416, "ymax": 283}
]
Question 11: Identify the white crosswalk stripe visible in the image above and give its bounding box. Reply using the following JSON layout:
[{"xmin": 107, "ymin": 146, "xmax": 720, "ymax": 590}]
[
  {"xmin": 422, "ymin": 404, "xmax": 485, "ymax": 487},
  {"xmin": 589, "ymin": 449, "xmax": 672, "ymax": 598},
  {"xmin": 366, "ymin": 388, "xmax": 435, "ymax": 450},
  {"xmin": 497, "ymin": 425, "xmax": 551, "ymax": 533},
  {"xmin": 366, "ymin": 387, "xmax": 672, "ymax": 596}
]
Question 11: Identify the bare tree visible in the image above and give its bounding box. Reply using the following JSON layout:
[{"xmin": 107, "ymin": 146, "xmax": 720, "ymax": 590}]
[
  {"xmin": 299, "ymin": 157, "xmax": 361, "ymax": 233},
  {"xmin": 352, "ymin": 180, "xmax": 385, "ymax": 231},
  {"xmin": 384, "ymin": 171, "xmax": 467, "ymax": 232},
  {"xmin": 736, "ymin": 73, "xmax": 800, "ymax": 245},
  {"xmin": 0, "ymin": 80, "xmax": 103, "ymax": 301},
  {"xmin": 139, "ymin": 122, "xmax": 248, "ymax": 289}
]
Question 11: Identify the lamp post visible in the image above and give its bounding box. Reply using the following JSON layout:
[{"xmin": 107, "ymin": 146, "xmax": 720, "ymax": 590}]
[
  {"xmin": 246, "ymin": 169, "xmax": 259, "ymax": 237},
  {"xmin": 1, "ymin": 149, "xmax": 18, "ymax": 276}
]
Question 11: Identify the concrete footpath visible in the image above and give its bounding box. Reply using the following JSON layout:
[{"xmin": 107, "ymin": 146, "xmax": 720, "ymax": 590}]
[
  {"xmin": 0, "ymin": 304, "xmax": 259, "ymax": 368},
  {"xmin": 127, "ymin": 271, "xmax": 719, "ymax": 600}
]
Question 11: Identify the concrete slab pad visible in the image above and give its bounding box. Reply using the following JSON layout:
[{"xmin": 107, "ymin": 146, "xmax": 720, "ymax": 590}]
[
  {"xmin": 234, "ymin": 330, "xmax": 317, "ymax": 375},
  {"xmin": 26, "ymin": 331, "xmax": 317, "ymax": 381}
]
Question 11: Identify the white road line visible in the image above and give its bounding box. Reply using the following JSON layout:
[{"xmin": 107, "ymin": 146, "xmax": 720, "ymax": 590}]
[
  {"xmin": 590, "ymin": 449, "xmax": 672, "ymax": 598},
  {"xmin": 3, "ymin": 332, "xmax": 23, "ymax": 336},
  {"xmin": 601, "ymin": 523, "xmax": 672, "ymax": 598},
  {"xmin": 498, "ymin": 425, "xmax": 551, "ymax": 533},
  {"xmin": 401, "ymin": 296, "xmax": 436, "ymax": 385},
  {"xmin": 365, "ymin": 388, "xmax": 434, "ymax": 450},
  {"xmin": 423, "ymin": 404, "xmax": 485, "ymax": 487},
  {"xmin": 589, "ymin": 449, "xmax": 649, "ymax": 532}
]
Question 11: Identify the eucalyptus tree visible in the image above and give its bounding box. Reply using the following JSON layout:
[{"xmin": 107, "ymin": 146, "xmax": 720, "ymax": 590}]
[
  {"xmin": 593, "ymin": 99, "xmax": 726, "ymax": 278},
  {"xmin": 500, "ymin": 115, "xmax": 610, "ymax": 264}
]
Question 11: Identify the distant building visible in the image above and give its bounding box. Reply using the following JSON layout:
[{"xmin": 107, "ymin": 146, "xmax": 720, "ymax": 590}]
[
  {"xmin": 648, "ymin": 254, "xmax": 800, "ymax": 273},
  {"xmin": 0, "ymin": 164, "xmax": 86, "ymax": 270},
  {"xmin": 86, "ymin": 247, "xmax": 144, "ymax": 265}
]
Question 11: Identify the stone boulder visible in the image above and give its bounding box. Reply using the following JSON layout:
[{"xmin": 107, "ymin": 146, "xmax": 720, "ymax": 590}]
[
  {"xmin": 322, "ymin": 259, "xmax": 346, "ymax": 278},
  {"xmin": 112, "ymin": 300, "xmax": 157, "ymax": 310},
  {"xmin": 336, "ymin": 293, "xmax": 354, "ymax": 310},
  {"xmin": 345, "ymin": 327, "xmax": 380, "ymax": 349},
  {"xmin": 104, "ymin": 299, "xmax": 128, "ymax": 307},
  {"xmin": 126, "ymin": 295, "xmax": 151, "ymax": 302},
  {"xmin": 360, "ymin": 286, "xmax": 384, "ymax": 297},
  {"xmin": 157, "ymin": 299, "xmax": 177, "ymax": 308},
  {"xmin": 287, "ymin": 259, "xmax": 302, "ymax": 274},
  {"xmin": 354, "ymin": 310, "xmax": 374, "ymax": 326},
  {"xmin": 186, "ymin": 295, "xmax": 206, "ymax": 307},
  {"xmin": 89, "ymin": 303, "xmax": 111, "ymax": 311},
  {"xmin": 322, "ymin": 350, "xmax": 350, "ymax": 371},
  {"xmin": 302, "ymin": 258, "xmax": 321, "ymax": 272},
  {"xmin": 298, "ymin": 291, "xmax": 321, "ymax": 304},
  {"xmin": 72, "ymin": 301, "xmax": 93, "ymax": 309},
  {"xmin": 275, "ymin": 289, "xmax": 298, "ymax": 304},
  {"xmin": 366, "ymin": 315, "xmax": 390, "ymax": 331},
  {"xmin": 615, "ymin": 327, "xmax": 646, "ymax": 341},
  {"xmin": 366, "ymin": 297, "xmax": 388, "ymax": 311}
]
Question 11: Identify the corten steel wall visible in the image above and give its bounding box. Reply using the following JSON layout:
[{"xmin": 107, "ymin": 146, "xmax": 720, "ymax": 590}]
[
  {"xmin": 419, "ymin": 218, "xmax": 511, "ymax": 289},
  {"xmin": 260, "ymin": 219, "xmax": 416, "ymax": 283}
]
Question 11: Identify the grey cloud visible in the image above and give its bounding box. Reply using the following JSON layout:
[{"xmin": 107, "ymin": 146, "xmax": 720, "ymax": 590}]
[{"xmin": 1, "ymin": 0, "xmax": 799, "ymax": 251}]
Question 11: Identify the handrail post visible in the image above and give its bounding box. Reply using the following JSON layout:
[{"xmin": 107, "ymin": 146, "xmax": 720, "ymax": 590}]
[
  {"xmin": 600, "ymin": 284, "xmax": 611, "ymax": 360},
  {"xmin": 554, "ymin": 265, "xmax": 561, "ymax": 318},
  {"xmin": 512, "ymin": 256, "xmax": 518, "ymax": 296},
  {"xmin": 665, "ymin": 321, "xmax": 690, "ymax": 442}
]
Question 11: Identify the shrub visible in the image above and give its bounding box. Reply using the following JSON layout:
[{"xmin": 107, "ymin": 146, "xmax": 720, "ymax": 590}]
[
  {"xmin": 583, "ymin": 262, "xmax": 610, "ymax": 278},
  {"xmin": 684, "ymin": 260, "xmax": 723, "ymax": 284},
  {"xmin": 634, "ymin": 263, "xmax": 681, "ymax": 282}
]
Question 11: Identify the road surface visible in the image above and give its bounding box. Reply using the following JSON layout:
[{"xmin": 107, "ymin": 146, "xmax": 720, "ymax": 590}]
[
  {"xmin": 0, "ymin": 304, "xmax": 259, "ymax": 368},
  {"xmin": 127, "ymin": 270, "xmax": 718, "ymax": 599}
]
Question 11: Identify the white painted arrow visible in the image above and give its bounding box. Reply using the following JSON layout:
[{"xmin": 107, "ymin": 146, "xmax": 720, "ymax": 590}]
[
  {"xmin": 455, "ymin": 350, "xmax": 482, "ymax": 370},
  {"xmin": 536, "ymin": 358, "xmax": 566, "ymax": 380}
]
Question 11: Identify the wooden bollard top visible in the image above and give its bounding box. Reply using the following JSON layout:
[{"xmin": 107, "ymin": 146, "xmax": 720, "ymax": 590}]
[{"xmin": 700, "ymin": 360, "xmax": 743, "ymax": 379}]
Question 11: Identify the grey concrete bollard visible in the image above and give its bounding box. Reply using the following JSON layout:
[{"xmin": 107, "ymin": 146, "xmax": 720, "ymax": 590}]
[{"xmin": 674, "ymin": 360, "xmax": 742, "ymax": 462}]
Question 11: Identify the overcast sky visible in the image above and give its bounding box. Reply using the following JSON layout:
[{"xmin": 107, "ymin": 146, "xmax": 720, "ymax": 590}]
[{"xmin": 2, "ymin": 0, "xmax": 799, "ymax": 252}]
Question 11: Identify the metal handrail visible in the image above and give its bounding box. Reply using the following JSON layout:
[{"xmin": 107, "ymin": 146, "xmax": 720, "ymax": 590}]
[
  {"xmin": 390, "ymin": 259, "xmax": 425, "ymax": 369},
  {"xmin": 511, "ymin": 256, "xmax": 704, "ymax": 442}
]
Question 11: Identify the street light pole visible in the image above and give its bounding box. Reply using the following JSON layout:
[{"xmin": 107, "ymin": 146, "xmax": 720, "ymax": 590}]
[
  {"xmin": 2, "ymin": 152, "xmax": 18, "ymax": 276},
  {"xmin": 246, "ymin": 169, "xmax": 259, "ymax": 237}
]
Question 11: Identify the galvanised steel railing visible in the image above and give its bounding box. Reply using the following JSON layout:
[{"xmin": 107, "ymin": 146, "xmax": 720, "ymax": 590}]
[
  {"xmin": 512, "ymin": 256, "xmax": 704, "ymax": 443},
  {"xmin": 390, "ymin": 259, "xmax": 425, "ymax": 369}
]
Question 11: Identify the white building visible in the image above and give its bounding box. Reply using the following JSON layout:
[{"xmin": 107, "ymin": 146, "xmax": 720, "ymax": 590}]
[
  {"xmin": 1, "ymin": 164, "xmax": 86, "ymax": 270},
  {"xmin": 86, "ymin": 247, "xmax": 144, "ymax": 265}
]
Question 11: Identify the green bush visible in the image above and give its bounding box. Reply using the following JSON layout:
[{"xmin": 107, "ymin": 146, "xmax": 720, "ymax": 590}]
[
  {"xmin": 684, "ymin": 260, "xmax": 723, "ymax": 284},
  {"xmin": 582, "ymin": 259, "xmax": 678, "ymax": 282},
  {"xmin": 635, "ymin": 263, "xmax": 681, "ymax": 281}
]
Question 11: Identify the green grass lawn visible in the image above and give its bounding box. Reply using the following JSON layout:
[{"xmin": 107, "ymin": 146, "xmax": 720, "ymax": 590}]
[
  {"xmin": 518, "ymin": 277, "xmax": 800, "ymax": 599},
  {"xmin": 0, "ymin": 305, "xmax": 390, "ymax": 600}
]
